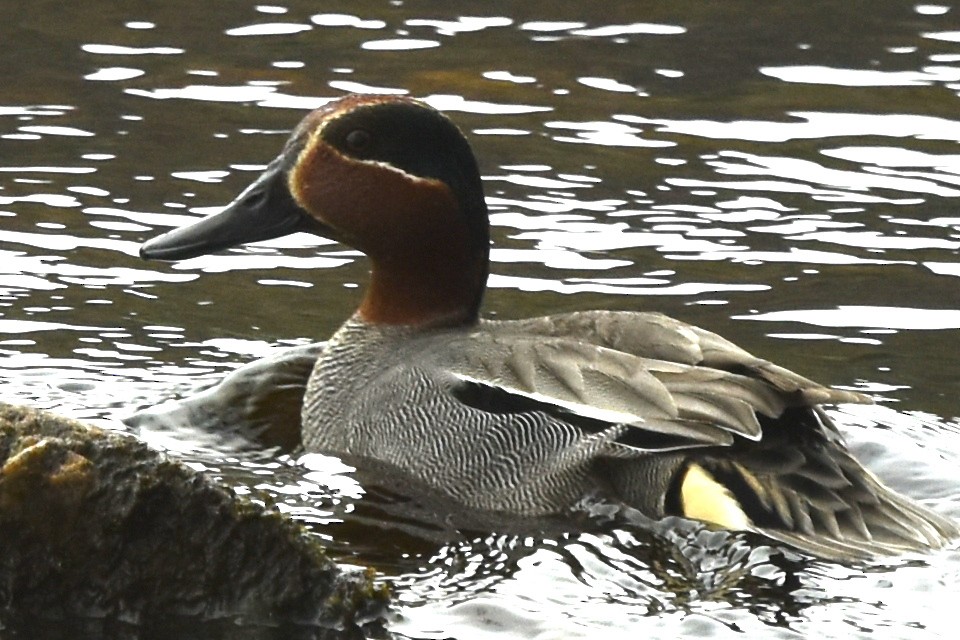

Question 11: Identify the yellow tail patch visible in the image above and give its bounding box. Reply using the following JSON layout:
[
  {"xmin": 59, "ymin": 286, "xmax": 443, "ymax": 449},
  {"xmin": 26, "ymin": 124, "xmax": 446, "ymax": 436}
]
[{"xmin": 681, "ymin": 463, "xmax": 753, "ymax": 530}]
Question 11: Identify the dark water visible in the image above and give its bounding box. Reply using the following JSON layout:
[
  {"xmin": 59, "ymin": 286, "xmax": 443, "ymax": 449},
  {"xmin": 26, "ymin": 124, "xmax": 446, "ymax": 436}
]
[{"xmin": 3, "ymin": 1, "xmax": 960, "ymax": 637}]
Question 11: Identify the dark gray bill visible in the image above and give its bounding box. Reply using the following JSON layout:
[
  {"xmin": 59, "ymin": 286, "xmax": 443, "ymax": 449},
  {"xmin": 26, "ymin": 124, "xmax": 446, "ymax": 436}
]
[{"xmin": 140, "ymin": 157, "xmax": 326, "ymax": 261}]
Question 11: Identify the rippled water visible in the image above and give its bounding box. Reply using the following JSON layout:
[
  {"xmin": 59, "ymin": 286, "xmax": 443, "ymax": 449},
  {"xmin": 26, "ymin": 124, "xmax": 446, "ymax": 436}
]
[{"xmin": 3, "ymin": 1, "xmax": 960, "ymax": 638}]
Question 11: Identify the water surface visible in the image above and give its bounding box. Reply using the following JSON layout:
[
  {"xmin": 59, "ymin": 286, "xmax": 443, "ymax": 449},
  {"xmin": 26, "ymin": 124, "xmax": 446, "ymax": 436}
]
[{"xmin": 2, "ymin": 1, "xmax": 960, "ymax": 638}]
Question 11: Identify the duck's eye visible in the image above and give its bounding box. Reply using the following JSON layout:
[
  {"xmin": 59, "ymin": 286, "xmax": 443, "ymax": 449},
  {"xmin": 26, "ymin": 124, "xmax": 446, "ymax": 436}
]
[{"xmin": 345, "ymin": 129, "xmax": 371, "ymax": 153}]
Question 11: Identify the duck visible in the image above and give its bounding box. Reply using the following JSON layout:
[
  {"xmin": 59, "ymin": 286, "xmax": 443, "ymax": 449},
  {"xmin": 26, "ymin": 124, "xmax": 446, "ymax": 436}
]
[{"xmin": 139, "ymin": 93, "xmax": 958, "ymax": 561}]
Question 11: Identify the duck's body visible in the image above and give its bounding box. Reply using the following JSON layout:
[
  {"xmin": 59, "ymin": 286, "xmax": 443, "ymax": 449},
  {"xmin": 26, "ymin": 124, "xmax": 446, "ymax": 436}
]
[{"xmin": 140, "ymin": 94, "xmax": 957, "ymax": 560}]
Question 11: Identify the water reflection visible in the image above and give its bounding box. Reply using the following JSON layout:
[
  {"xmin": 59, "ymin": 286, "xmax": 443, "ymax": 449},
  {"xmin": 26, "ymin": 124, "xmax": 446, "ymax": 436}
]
[{"xmin": 2, "ymin": 0, "xmax": 960, "ymax": 637}]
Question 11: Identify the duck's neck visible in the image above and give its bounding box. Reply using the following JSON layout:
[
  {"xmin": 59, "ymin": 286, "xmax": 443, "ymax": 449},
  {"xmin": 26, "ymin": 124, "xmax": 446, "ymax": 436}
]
[{"xmin": 358, "ymin": 252, "xmax": 487, "ymax": 328}]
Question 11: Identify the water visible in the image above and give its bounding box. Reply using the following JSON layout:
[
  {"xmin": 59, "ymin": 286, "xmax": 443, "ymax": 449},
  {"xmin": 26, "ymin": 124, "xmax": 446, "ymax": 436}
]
[{"xmin": 2, "ymin": 1, "xmax": 960, "ymax": 637}]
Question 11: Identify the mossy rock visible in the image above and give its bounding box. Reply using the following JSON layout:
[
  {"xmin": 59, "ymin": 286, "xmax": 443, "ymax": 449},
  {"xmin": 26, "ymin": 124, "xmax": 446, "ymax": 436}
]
[{"xmin": 0, "ymin": 403, "xmax": 389, "ymax": 628}]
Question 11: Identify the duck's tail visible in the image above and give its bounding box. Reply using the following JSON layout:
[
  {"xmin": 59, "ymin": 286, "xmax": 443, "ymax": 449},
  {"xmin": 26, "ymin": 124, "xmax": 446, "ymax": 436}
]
[{"xmin": 672, "ymin": 407, "xmax": 959, "ymax": 561}]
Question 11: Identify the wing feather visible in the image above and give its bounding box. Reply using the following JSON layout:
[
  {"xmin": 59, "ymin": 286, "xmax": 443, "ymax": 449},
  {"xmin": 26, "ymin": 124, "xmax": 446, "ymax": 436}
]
[
  {"xmin": 439, "ymin": 327, "xmax": 795, "ymax": 450},
  {"xmin": 493, "ymin": 310, "xmax": 871, "ymax": 406}
]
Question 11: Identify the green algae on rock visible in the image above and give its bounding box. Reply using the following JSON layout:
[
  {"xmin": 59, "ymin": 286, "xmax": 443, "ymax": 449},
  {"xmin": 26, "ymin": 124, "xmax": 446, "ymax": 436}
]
[{"xmin": 0, "ymin": 403, "xmax": 389, "ymax": 627}]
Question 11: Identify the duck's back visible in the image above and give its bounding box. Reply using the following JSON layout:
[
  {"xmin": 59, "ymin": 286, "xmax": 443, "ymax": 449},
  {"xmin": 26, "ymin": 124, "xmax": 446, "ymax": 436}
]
[{"xmin": 300, "ymin": 311, "xmax": 958, "ymax": 560}]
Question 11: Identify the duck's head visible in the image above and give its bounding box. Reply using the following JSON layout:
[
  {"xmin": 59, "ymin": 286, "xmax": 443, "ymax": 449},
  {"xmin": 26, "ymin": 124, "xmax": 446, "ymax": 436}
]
[{"xmin": 141, "ymin": 94, "xmax": 490, "ymax": 327}]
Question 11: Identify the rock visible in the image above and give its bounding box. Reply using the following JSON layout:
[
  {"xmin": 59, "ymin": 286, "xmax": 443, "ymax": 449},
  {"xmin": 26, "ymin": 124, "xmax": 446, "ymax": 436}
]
[{"xmin": 0, "ymin": 403, "xmax": 389, "ymax": 628}]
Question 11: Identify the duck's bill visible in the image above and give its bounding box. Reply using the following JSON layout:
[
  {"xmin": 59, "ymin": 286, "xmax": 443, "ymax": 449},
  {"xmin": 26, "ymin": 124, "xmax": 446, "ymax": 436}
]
[{"xmin": 139, "ymin": 158, "xmax": 326, "ymax": 261}]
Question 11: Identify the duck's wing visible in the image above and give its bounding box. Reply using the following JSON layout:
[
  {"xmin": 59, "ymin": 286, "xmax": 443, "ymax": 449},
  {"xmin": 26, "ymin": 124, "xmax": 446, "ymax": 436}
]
[
  {"xmin": 437, "ymin": 328, "xmax": 796, "ymax": 452},
  {"xmin": 494, "ymin": 310, "xmax": 870, "ymax": 407},
  {"xmin": 439, "ymin": 310, "xmax": 868, "ymax": 453}
]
